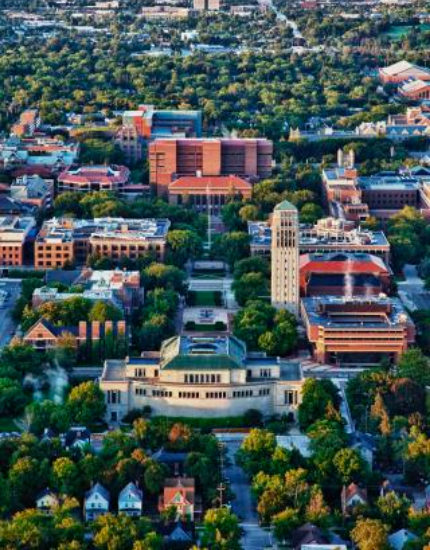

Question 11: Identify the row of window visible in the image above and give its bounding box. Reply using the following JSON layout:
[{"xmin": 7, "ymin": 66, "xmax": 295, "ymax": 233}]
[
  {"xmin": 184, "ymin": 373, "xmax": 221, "ymax": 384},
  {"xmin": 133, "ymin": 387, "xmax": 273, "ymax": 399}
]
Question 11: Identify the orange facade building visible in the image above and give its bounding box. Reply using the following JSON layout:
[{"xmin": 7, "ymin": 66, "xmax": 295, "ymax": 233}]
[
  {"xmin": 301, "ymin": 296, "xmax": 415, "ymax": 366},
  {"xmin": 0, "ymin": 216, "xmax": 36, "ymax": 266},
  {"xmin": 149, "ymin": 138, "xmax": 273, "ymax": 196},
  {"xmin": 34, "ymin": 218, "xmax": 170, "ymax": 269}
]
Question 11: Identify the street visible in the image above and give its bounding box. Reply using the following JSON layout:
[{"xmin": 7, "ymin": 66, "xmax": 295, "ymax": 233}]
[
  {"xmin": 223, "ymin": 439, "xmax": 274, "ymax": 550},
  {"xmin": 0, "ymin": 280, "xmax": 21, "ymax": 348}
]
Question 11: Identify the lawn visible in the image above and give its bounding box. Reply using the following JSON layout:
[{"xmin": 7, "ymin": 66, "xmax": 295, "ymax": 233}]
[
  {"xmin": 187, "ymin": 290, "xmax": 223, "ymax": 307},
  {"xmin": 383, "ymin": 24, "xmax": 430, "ymax": 39}
]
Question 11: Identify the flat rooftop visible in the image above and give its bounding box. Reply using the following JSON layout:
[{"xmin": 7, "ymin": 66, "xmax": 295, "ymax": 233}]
[
  {"xmin": 37, "ymin": 217, "xmax": 171, "ymax": 243},
  {"xmin": 302, "ymin": 296, "xmax": 413, "ymax": 329},
  {"xmin": 248, "ymin": 221, "xmax": 390, "ymax": 248},
  {"xmin": 359, "ymin": 176, "xmax": 420, "ymax": 191}
]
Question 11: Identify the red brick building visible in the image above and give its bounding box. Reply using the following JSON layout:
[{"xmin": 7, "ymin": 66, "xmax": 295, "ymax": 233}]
[
  {"xmin": 167, "ymin": 175, "xmax": 252, "ymax": 212},
  {"xmin": 301, "ymin": 296, "xmax": 415, "ymax": 366},
  {"xmin": 23, "ymin": 318, "xmax": 127, "ymax": 352},
  {"xmin": 379, "ymin": 61, "xmax": 430, "ymax": 84},
  {"xmin": 57, "ymin": 165, "xmax": 132, "ymax": 195},
  {"xmin": 299, "ymin": 252, "xmax": 391, "ymax": 297},
  {"xmin": 149, "ymin": 138, "xmax": 273, "ymax": 196}
]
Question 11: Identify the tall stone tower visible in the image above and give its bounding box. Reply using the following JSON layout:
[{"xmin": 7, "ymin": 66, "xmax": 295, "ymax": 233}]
[{"xmin": 271, "ymin": 200, "xmax": 300, "ymax": 316}]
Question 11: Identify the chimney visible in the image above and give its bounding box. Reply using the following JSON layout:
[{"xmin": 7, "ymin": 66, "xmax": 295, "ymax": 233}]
[
  {"xmin": 337, "ymin": 148, "xmax": 344, "ymax": 168},
  {"xmin": 348, "ymin": 149, "xmax": 355, "ymax": 168},
  {"xmin": 92, "ymin": 321, "xmax": 101, "ymax": 341},
  {"xmin": 79, "ymin": 321, "xmax": 87, "ymax": 343}
]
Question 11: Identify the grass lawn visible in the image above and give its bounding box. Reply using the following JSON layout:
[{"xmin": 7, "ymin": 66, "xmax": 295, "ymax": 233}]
[
  {"xmin": 0, "ymin": 417, "xmax": 19, "ymax": 432},
  {"xmin": 188, "ymin": 290, "xmax": 221, "ymax": 307}
]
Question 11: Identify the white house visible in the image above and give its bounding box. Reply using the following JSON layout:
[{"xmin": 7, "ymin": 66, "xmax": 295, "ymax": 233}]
[
  {"xmin": 36, "ymin": 488, "xmax": 60, "ymax": 514},
  {"xmin": 388, "ymin": 529, "xmax": 418, "ymax": 550},
  {"xmin": 118, "ymin": 482, "xmax": 143, "ymax": 517},
  {"xmin": 84, "ymin": 483, "xmax": 110, "ymax": 521}
]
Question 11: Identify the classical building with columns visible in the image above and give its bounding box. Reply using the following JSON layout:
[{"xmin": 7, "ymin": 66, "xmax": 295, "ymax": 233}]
[{"xmin": 99, "ymin": 335, "xmax": 303, "ymax": 421}]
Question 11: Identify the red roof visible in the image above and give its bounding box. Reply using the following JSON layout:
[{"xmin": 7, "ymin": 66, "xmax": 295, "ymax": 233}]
[
  {"xmin": 58, "ymin": 165, "xmax": 130, "ymax": 185},
  {"xmin": 168, "ymin": 175, "xmax": 252, "ymax": 193},
  {"xmin": 300, "ymin": 253, "xmax": 389, "ymax": 275}
]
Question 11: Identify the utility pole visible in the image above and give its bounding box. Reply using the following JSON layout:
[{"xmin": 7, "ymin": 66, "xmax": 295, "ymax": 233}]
[
  {"xmin": 217, "ymin": 441, "xmax": 226, "ymax": 507},
  {"xmin": 206, "ymin": 184, "xmax": 212, "ymax": 251}
]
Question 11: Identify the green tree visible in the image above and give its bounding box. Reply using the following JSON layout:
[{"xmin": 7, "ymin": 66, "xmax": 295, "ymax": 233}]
[
  {"xmin": 298, "ymin": 378, "xmax": 341, "ymax": 430},
  {"xmin": 89, "ymin": 301, "xmax": 123, "ymax": 323},
  {"xmin": 143, "ymin": 460, "xmax": 167, "ymax": 495},
  {"xmin": 233, "ymin": 272, "xmax": 269, "ymax": 306},
  {"xmin": 272, "ymin": 508, "xmax": 300, "ymax": 543},
  {"xmin": 201, "ymin": 508, "xmax": 241, "ymax": 550},
  {"xmin": 351, "ymin": 518, "xmax": 389, "ymax": 550},
  {"xmin": 67, "ymin": 381, "xmax": 106, "ymax": 425},
  {"xmin": 397, "ymin": 348, "xmax": 430, "ymax": 386},
  {"xmin": 333, "ymin": 447, "xmax": 365, "ymax": 485},
  {"xmin": 212, "ymin": 231, "xmax": 250, "ymax": 268},
  {"xmin": 166, "ymin": 229, "xmax": 203, "ymax": 267},
  {"xmin": 52, "ymin": 457, "xmax": 79, "ymax": 496},
  {"xmin": 0, "ymin": 378, "xmax": 27, "ymax": 416}
]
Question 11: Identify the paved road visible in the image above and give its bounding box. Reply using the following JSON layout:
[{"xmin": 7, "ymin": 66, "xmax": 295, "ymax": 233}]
[
  {"xmin": 397, "ymin": 264, "xmax": 429, "ymax": 311},
  {"xmin": 0, "ymin": 280, "xmax": 21, "ymax": 348},
  {"xmin": 223, "ymin": 440, "xmax": 274, "ymax": 550}
]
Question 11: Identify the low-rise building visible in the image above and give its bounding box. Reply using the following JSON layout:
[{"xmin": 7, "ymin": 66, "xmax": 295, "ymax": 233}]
[
  {"xmin": 399, "ymin": 79, "xmax": 430, "ymax": 101},
  {"xmin": 118, "ymin": 482, "xmax": 143, "ymax": 517},
  {"xmin": 35, "ymin": 217, "xmax": 170, "ymax": 268},
  {"xmin": 33, "ymin": 268, "xmax": 142, "ymax": 314},
  {"xmin": 36, "ymin": 488, "xmax": 61, "ymax": 515},
  {"xmin": 167, "ymin": 175, "xmax": 252, "ymax": 212},
  {"xmin": 0, "ymin": 136, "xmax": 79, "ymax": 173},
  {"xmin": 356, "ymin": 108, "xmax": 430, "ymax": 139},
  {"xmin": 359, "ymin": 174, "xmax": 421, "ymax": 220},
  {"xmin": 248, "ymin": 218, "xmax": 391, "ymax": 263},
  {"xmin": 341, "ymin": 483, "xmax": 368, "ymax": 515},
  {"xmin": 159, "ymin": 478, "xmax": 201, "ymax": 521},
  {"xmin": 0, "ymin": 215, "xmax": 36, "ymax": 266},
  {"xmin": 84, "ymin": 483, "xmax": 110, "ymax": 521},
  {"xmin": 57, "ymin": 165, "xmax": 136, "ymax": 195},
  {"xmin": 301, "ymin": 296, "xmax": 415, "ymax": 366},
  {"xmin": 379, "ymin": 61, "xmax": 430, "ymax": 84},
  {"xmin": 23, "ymin": 318, "xmax": 128, "ymax": 352},
  {"xmin": 11, "ymin": 174, "xmax": 54, "ymax": 211},
  {"xmin": 139, "ymin": 6, "xmax": 193, "ymax": 19},
  {"xmin": 299, "ymin": 252, "xmax": 391, "ymax": 297},
  {"xmin": 100, "ymin": 335, "xmax": 304, "ymax": 422}
]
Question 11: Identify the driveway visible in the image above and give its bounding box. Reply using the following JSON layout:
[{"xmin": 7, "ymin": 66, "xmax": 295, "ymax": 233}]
[{"xmin": 223, "ymin": 439, "xmax": 274, "ymax": 550}]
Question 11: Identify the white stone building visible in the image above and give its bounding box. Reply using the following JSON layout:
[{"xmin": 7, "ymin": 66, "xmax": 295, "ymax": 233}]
[{"xmin": 100, "ymin": 335, "xmax": 303, "ymax": 422}]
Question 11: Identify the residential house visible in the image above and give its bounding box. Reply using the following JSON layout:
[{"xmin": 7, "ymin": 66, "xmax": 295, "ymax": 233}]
[
  {"xmin": 118, "ymin": 482, "xmax": 143, "ymax": 517},
  {"xmin": 36, "ymin": 488, "xmax": 61, "ymax": 514},
  {"xmin": 341, "ymin": 483, "xmax": 368, "ymax": 514},
  {"xmin": 291, "ymin": 523, "xmax": 330, "ymax": 550},
  {"xmin": 159, "ymin": 478, "xmax": 201, "ymax": 521},
  {"xmin": 84, "ymin": 483, "xmax": 110, "ymax": 521},
  {"xmin": 23, "ymin": 318, "xmax": 128, "ymax": 354},
  {"xmin": 388, "ymin": 529, "xmax": 418, "ymax": 550},
  {"xmin": 152, "ymin": 449, "xmax": 189, "ymax": 476},
  {"xmin": 63, "ymin": 426, "xmax": 91, "ymax": 450}
]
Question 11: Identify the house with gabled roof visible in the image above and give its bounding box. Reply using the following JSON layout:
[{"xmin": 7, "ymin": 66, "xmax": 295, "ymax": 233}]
[
  {"xmin": 159, "ymin": 478, "xmax": 201, "ymax": 521},
  {"xmin": 84, "ymin": 483, "xmax": 110, "ymax": 521},
  {"xmin": 36, "ymin": 488, "xmax": 61, "ymax": 515},
  {"xmin": 341, "ymin": 483, "xmax": 368, "ymax": 515},
  {"xmin": 118, "ymin": 482, "xmax": 143, "ymax": 517}
]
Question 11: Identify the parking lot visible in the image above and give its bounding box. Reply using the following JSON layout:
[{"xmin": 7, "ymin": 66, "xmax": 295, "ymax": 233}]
[{"xmin": 0, "ymin": 280, "xmax": 21, "ymax": 348}]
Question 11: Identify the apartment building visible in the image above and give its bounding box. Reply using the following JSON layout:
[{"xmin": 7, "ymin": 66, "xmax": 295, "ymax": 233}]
[
  {"xmin": 34, "ymin": 217, "xmax": 170, "ymax": 269},
  {"xmin": 194, "ymin": 0, "xmax": 221, "ymax": 10},
  {"xmin": 0, "ymin": 216, "xmax": 36, "ymax": 266},
  {"xmin": 149, "ymin": 138, "xmax": 273, "ymax": 196}
]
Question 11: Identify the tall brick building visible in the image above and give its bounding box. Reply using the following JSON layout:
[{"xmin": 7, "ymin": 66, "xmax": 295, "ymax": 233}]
[{"xmin": 149, "ymin": 138, "xmax": 273, "ymax": 197}]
